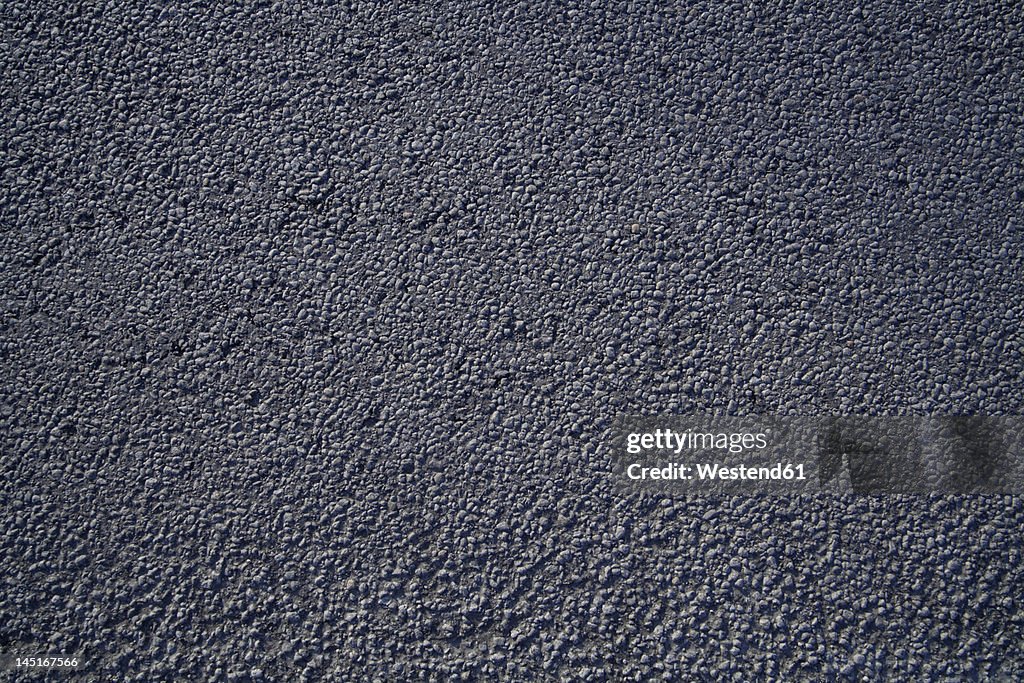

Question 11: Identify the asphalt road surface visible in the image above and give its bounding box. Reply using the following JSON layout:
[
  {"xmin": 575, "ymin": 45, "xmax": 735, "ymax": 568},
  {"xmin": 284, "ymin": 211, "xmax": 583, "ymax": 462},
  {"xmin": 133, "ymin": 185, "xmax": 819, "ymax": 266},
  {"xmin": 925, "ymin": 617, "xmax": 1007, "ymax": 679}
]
[{"xmin": 2, "ymin": 1, "xmax": 1023, "ymax": 680}]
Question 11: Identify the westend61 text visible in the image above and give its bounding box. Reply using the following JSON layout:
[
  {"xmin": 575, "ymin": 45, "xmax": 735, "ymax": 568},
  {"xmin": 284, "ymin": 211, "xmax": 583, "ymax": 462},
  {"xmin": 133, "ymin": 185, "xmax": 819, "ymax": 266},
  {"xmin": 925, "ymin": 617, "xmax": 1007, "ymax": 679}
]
[{"xmin": 627, "ymin": 462, "xmax": 807, "ymax": 481}]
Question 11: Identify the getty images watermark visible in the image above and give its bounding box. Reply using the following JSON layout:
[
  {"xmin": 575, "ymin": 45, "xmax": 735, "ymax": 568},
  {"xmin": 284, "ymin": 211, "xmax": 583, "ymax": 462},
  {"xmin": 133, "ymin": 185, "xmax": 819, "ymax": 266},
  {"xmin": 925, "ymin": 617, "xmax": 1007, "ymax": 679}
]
[{"xmin": 612, "ymin": 417, "xmax": 1024, "ymax": 495}]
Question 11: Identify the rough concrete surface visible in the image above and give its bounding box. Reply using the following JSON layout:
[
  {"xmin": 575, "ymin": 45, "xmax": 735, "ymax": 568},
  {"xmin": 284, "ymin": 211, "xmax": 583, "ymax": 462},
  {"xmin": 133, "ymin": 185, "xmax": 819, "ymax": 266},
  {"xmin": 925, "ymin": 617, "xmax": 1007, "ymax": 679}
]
[{"xmin": 2, "ymin": 1, "xmax": 1023, "ymax": 680}]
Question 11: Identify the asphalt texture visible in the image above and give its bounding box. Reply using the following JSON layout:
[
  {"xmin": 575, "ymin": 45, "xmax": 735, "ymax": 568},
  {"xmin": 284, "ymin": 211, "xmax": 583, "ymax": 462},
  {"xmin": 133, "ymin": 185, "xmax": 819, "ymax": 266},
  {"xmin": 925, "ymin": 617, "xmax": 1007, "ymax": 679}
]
[{"xmin": 2, "ymin": 1, "xmax": 1024, "ymax": 681}]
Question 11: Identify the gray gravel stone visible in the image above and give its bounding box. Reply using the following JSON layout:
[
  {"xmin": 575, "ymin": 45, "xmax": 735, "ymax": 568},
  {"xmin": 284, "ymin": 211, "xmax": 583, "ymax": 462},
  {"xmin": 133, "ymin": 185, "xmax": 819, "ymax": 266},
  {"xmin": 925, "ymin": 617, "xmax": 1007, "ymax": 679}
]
[{"xmin": 2, "ymin": 0, "xmax": 1024, "ymax": 680}]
